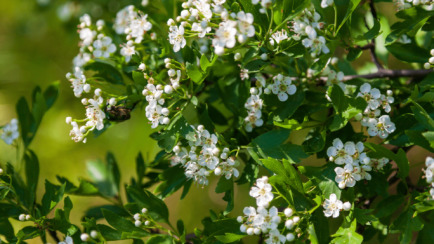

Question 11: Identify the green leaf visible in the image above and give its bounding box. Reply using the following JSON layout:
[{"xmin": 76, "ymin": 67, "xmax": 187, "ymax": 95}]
[
  {"xmin": 102, "ymin": 209, "xmax": 146, "ymax": 234},
  {"xmin": 347, "ymin": 47, "xmax": 363, "ymax": 61},
  {"xmin": 87, "ymin": 158, "xmax": 119, "ymax": 198},
  {"xmin": 84, "ymin": 59, "xmax": 124, "ymax": 84},
  {"xmin": 215, "ymin": 233, "xmax": 246, "ymax": 243},
  {"xmin": 335, "ymin": 0, "xmax": 363, "ymax": 34},
  {"xmin": 146, "ymin": 235, "xmax": 173, "ymax": 244},
  {"xmin": 423, "ymin": 131, "xmax": 434, "ymax": 149},
  {"xmin": 329, "ymin": 85, "xmax": 348, "ymax": 113},
  {"xmin": 249, "ymin": 129, "xmax": 308, "ymax": 162},
  {"xmin": 331, "ymin": 220, "xmax": 363, "ymax": 244},
  {"xmin": 132, "ymin": 71, "xmax": 147, "ymax": 86},
  {"xmin": 411, "ymin": 102, "xmax": 434, "ymax": 131},
  {"xmin": 374, "ymin": 195, "xmax": 405, "ymax": 218},
  {"xmin": 97, "ymin": 224, "xmax": 123, "ymax": 241},
  {"xmin": 365, "ymin": 143, "xmax": 409, "ymax": 179},
  {"xmin": 43, "ymin": 81, "xmax": 59, "ymax": 110},
  {"xmin": 41, "ymin": 181, "xmax": 66, "ymax": 215},
  {"xmin": 186, "ymin": 62, "xmax": 204, "ymax": 84},
  {"xmin": 16, "ymin": 97, "xmax": 34, "ymax": 147},
  {"xmin": 24, "ymin": 150, "xmax": 39, "ymax": 210},
  {"xmin": 126, "ymin": 186, "xmax": 169, "ymax": 223},
  {"xmin": 391, "ymin": 208, "xmax": 424, "ymax": 244},
  {"xmin": 356, "ymin": 18, "xmax": 381, "ymax": 40},
  {"xmin": 136, "ymin": 152, "xmax": 146, "ymax": 186},
  {"xmin": 386, "ymin": 43, "xmax": 430, "ymax": 63}
]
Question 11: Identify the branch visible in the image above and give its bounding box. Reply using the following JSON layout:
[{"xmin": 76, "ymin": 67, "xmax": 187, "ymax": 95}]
[{"xmin": 366, "ymin": 0, "xmax": 383, "ymax": 70}]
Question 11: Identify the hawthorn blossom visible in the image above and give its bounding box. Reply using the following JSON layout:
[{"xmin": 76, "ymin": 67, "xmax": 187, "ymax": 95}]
[
  {"xmin": 323, "ymin": 194, "xmax": 343, "ymax": 218},
  {"xmin": 321, "ymin": 0, "xmax": 334, "ymax": 8},
  {"xmin": 335, "ymin": 164, "xmax": 361, "ymax": 189},
  {"xmin": 1, "ymin": 118, "xmax": 19, "ymax": 145},
  {"xmin": 357, "ymin": 83, "xmax": 381, "ymax": 111},
  {"xmin": 425, "ymin": 157, "xmax": 434, "ymax": 184},
  {"xmin": 326, "ymin": 138, "xmax": 355, "ymax": 165},
  {"xmin": 367, "ymin": 115, "xmax": 396, "ymax": 139},
  {"xmin": 236, "ymin": 11, "xmax": 255, "ymax": 42},
  {"xmin": 93, "ymin": 34, "xmax": 116, "ymax": 58},
  {"xmin": 249, "ymin": 176, "xmax": 274, "ymax": 207},
  {"xmin": 120, "ymin": 41, "xmax": 136, "ymax": 62},
  {"xmin": 66, "ymin": 67, "xmax": 89, "ymax": 97},
  {"xmin": 213, "ymin": 20, "xmax": 238, "ymax": 54},
  {"xmin": 270, "ymin": 75, "xmax": 296, "ymax": 102},
  {"xmin": 169, "ymin": 25, "xmax": 186, "ymax": 52},
  {"xmin": 269, "ymin": 30, "xmax": 289, "ymax": 46}
]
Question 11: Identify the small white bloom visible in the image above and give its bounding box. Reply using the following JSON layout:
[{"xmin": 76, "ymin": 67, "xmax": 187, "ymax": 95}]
[
  {"xmin": 249, "ymin": 176, "xmax": 274, "ymax": 207},
  {"xmin": 323, "ymin": 193, "xmax": 343, "ymax": 218},
  {"xmin": 1, "ymin": 118, "xmax": 19, "ymax": 145},
  {"xmin": 335, "ymin": 164, "xmax": 361, "ymax": 189},
  {"xmin": 169, "ymin": 25, "xmax": 186, "ymax": 52}
]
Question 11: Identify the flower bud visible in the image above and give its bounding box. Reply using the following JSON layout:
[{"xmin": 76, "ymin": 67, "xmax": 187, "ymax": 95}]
[
  {"xmin": 90, "ymin": 230, "xmax": 98, "ymax": 239},
  {"xmin": 430, "ymin": 57, "xmax": 434, "ymax": 64},
  {"xmin": 173, "ymin": 145, "xmax": 180, "ymax": 153},
  {"xmin": 246, "ymin": 228, "xmax": 254, "ymax": 235},
  {"xmin": 236, "ymin": 216, "xmax": 243, "ymax": 223},
  {"xmin": 94, "ymin": 88, "xmax": 102, "ymax": 96},
  {"xmin": 66, "ymin": 117, "xmax": 72, "ymax": 124},
  {"xmin": 142, "ymin": 208, "xmax": 148, "ymax": 214},
  {"xmin": 431, "ymin": 49, "xmax": 434, "ymax": 56},
  {"xmin": 19, "ymin": 214, "xmax": 26, "ymax": 221},
  {"xmin": 284, "ymin": 208, "xmax": 293, "ymax": 217},
  {"xmin": 168, "ymin": 69, "xmax": 176, "ymax": 77},
  {"xmin": 165, "ymin": 63, "xmax": 171, "ymax": 69},
  {"xmin": 292, "ymin": 216, "xmax": 300, "ymax": 223},
  {"xmin": 250, "ymin": 87, "xmax": 258, "ymax": 95},
  {"xmin": 264, "ymin": 88, "xmax": 271, "ymax": 94},
  {"xmin": 145, "ymin": 220, "xmax": 150, "ymax": 226},
  {"xmin": 80, "ymin": 233, "xmax": 89, "ymax": 241},
  {"xmin": 180, "ymin": 10, "xmax": 190, "ymax": 19},
  {"xmin": 197, "ymin": 125, "xmax": 205, "ymax": 131},
  {"xmin": 81, "ymin": 98, "xmax": 88, "ymax": 105},
  {"xmin": 234, "ymin": 53, "xmax": 242, "ymax": 61},
  {"xmin": 286, "ymin": 233, "xmax": 295, "ymax": 242},
  {"xmin": 167, "ymin": 19, "xmax": 175, "ymax": 26},
  {"xmin": 343, "ymin": 201, "xmax": 351, "ymax": 211},
  {"xmin": 109, "ymin": 98, "xmax": 116, "ymax": 106},
  {"xmin": 25, "ymin": 215, "xmax": 31, "ymax": 220},
  {"xmin": 162, "ymin": 117, "xmax": 170, "ymax": 124},
  {"xmin": 164, "ymin": 58, "xmax": 171, "ymax": 64},
  {"xmin": 83, "ymin": 84, "xmax": 91, "ymax": 93},
  {"xmin": 424, "ymin": 62, "xmax": 431, "ymax": 69},
  {"xmin": 135, "ymin": 220, "xmax": 142, "ymax": 227},
  {"xmin": 0, "ymin": 168, "xmax": 3, "ymax": 175},
  {"xmin": 254, "ymin": 228, "xmax": 261, "ymax": 235},
  {"xmin": 285, "ymin": 219, "xmax": 294, "ymax": 229},
  {"xmin": 164, "ymin": 85, "xmax": 173, "ymax": 94},
  {"xmin": 260, "ymin": 53, "xmax": 268, "ymax": 60},
  {"xmin": 214, "ymin": 167, "xmax": 222, "ymax": 175},
  {"xmin": 134, "ymin": 213, "xmax": 141, "ymax": 220},
  {"xmin": 161, "ymin": 108, "xmax": 169, "ymax": 116},
  {"xmin": 138, "ymin": 63, "xmax": 146, "ymax": 71}
]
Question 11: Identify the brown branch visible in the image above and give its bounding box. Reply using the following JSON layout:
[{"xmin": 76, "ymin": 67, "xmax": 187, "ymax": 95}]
[{"xmin": 366, "ymin": 0, "xmax": 383, "ymax": 70}]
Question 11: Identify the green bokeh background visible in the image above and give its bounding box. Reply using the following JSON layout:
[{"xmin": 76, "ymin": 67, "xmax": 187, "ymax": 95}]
[{"xmin": 0, "ymin": 0, "xmax": 432, "ymax": 243}]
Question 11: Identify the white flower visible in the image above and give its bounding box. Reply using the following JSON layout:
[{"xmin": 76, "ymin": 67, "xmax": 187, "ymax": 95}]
[
  {"xmin": 169, "ymin": 25, "xmax": 186, "ymax": 52},
  {"xmin": 321, "ymin": 0, "xmax": 334, "ymax": 8},
  {"xmin": 379, "ymin": 92, "xmax": 394, "ymax": 113},
  {"xmin": 370, "ymin": 157, "xmax": 389, "ymax": 170},
  {"xmin": 93, "ymin": 35, "xmax": 116, "ymax": 58},
  {"xmin": 270, "ymin": 75, "xmax": 296, "ymax": 102},
  {"xmin": 120, "ymin": 41, "xmax": 136, "ymax": 62},
  {"xmin": 236, "ymin": 11, "xmax": 255, "ymax": 39},
  {"xmin": 114, "ymin": 6, "xmax": 137, "ymax": 34},
  {"xmin": 357, "ymin": 83, "xmax": 381, "ymax": 110},
  {"xmin": 335, "ymin": 164, "xmax": 361, "ymax": 189},
  {"xmin": 215, "ymin": 157, "xmax": 239, "ymax": 179},
  {"xmin": 79, "ymin": 28, "xmax": 96, "ymax": 46},
  {"xmin": 191, "ymin": 21, "xmax": 212, "ymax": 38},
  {"xmin": 58, "ymin": 236, "xmax": 73, "ymax": 244},
  {"xmin": 326, "ymin": 138, "xmax": 355, "ymax": 165},
  {"xmin": 425, "ymin": 157, "xmax": 434, "ymax": 184},
  {"xmin": 249, "ymin": 176, "xmax": 274, "ymax": 207},
  {"xmin": 1, "ymin": 118, "xmax": 19, "ymax": 145},
  {"xmin": 67, "ymin": 67, "xmax": 88, "ymax": 97},
  {"xmin": 367, "ymin": 115, "xmax": 396, "ymax": 138},
  {"xmin": 192, "ymin": 0, "xmax": 213, "ymax": 20},
  {"xmin": 323, "ymin": 193, "xmax": 343, "ymax": 218},
  {"xmin": 85, "ymin": 98, "xmax": 106, "ymax": 131},
  {"xmin": 265, "ymin": 229, "xmax": 287, "ymax": 244},
  {"xmin": 73, "ymin": 52, "xmax": 91, "ymax": 68},
  {"xmin": 256, "ymin": 206, "xmax": 281, "ymax": 231},
  {"xmin": 269, "ymin": 30, "xmax": 288, "ymax": 45},
  {"xmin": 213, "ymin": 20, "xmax": 238, "ymax": 51},
  {"xmin": 245, "ymin": 95, "xmax": 263, "ymax": 111},
  {"xmin": 245, "ymin": 110, "xmax": 264, "ymax": 132}
]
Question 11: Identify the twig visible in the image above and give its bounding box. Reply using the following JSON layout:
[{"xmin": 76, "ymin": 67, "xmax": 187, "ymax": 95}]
[{"xmin": 366, "ymin": 0, "xmax": 383, "ymax": 70}]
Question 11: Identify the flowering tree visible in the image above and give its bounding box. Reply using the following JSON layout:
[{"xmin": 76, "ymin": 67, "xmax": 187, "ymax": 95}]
[{"xmin": 1, "ymin": 0, "xmax": 434, "ymax": 243}]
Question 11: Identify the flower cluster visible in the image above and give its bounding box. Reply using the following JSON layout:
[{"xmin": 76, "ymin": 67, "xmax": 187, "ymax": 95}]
[
  {"xmin": 292, "ymin": 7, "xmax": 329, "ymax": 57},
  {"xmin": 114, "ymin": 5, "xmax": 154, "ymax": 62},
  {"xmin": 395, "ymin": 0, "xmax": 434, "ymax": 10},
  {"xmin": 424, "ymin": 49, "xmax": 434, "ymax": 70},
  {"xmin": 237, "ymin": 176, "xmax": 298, "ymax": 243},
  {"xmin": 323, "ymin": 194, "xmax": 351, "ymax": 218},
  {"xmin": 133, "ymin": 208, "xmax": 151, "ymax": 227},
  {"xmin": 66, "ymin": 67, "xmax": 90, "ymax": 98},
  {"xmin": 322, "ymin": 58, "xmax": 345, "ymax": 90},
  {"xmin": 244, "ymin": 74, "xmax": 266, "ymax": 132},
  {"xmin": 142, "ymin": 81, "xmax": 171, "ymax": 128},
  {"xmin": 1, "ymin": 118, "xmax": 19, "ymax": 145},
  {"xmin": 327, "ymin": 138, "xmax": 389, "ymax": 189},
  {"xmin": 424, "ymin": 157, "xmax": 434, "ymax": 200},
  {"xmin": 269, "ymin": 29, "xmax": 289, "ymax": 46},
  {"xmin": 66, "ymin": 89, "xmax": 107, "ymax": 143},
  {"xmin": 171, "ymin": 125, "xmax": 239, "ymax": 185},
  {"xmin": 355, "ymin": 83, "xmax": 396, "ymax": 139},
  {"xmin": 167, "ymin": 0, "xmax": 256, "ymax": 55}
]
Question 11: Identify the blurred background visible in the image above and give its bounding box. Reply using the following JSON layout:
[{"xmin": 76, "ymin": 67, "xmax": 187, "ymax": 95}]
[{"xmin": 0, "ymin": 0, "xmax": 432, "ymax": 243}]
